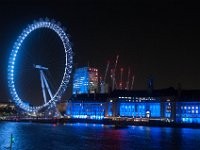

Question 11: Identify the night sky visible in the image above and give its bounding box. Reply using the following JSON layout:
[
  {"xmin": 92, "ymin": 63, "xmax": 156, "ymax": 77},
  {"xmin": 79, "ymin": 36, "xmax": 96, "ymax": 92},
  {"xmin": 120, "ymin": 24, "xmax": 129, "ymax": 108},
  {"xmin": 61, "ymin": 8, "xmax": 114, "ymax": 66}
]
[{"xmin": 0, "ymin": 0, "xmax": 200, "ymax": 103}]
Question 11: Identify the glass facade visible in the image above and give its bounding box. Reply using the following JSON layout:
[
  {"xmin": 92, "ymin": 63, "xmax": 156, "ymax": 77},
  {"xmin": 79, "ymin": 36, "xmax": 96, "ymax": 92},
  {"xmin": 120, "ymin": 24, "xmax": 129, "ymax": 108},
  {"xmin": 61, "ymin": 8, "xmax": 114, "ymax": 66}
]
[
  {"xmin": 72, "ymin": 67, "xmax": 98, "ymax": 94},
  {"xmin": 73, "ymin": 67, "xmax": 89, "ymax": 94}
]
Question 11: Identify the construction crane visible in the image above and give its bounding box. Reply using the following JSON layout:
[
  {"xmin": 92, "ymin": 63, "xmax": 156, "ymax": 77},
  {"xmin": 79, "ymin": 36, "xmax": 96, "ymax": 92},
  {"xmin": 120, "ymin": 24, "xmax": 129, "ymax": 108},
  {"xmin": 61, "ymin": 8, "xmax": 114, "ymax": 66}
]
[
  {"xmin": 130, "ymin": 75, "xmax": 135, "ymax": 90},
  {"xmin": 126, "ymin": 67, "xmax": 130, "ymax": 90},
  {"xmin": 104, "ymin": 61, "xmax": 110, "ymax": 83},
  {"xmin": 119, "ymin": 67, "xmax": 124, "ymax": 90},
  {"xmin": 100, "ymin": 61, "xmax": 110, "ymax": 93},
  {"xmin": 112, "ymin": 55, "xmax": 119, "ymax": 91},
  {"xmin": 99, "ymin": 76, "xmax": 102, "ymax": 86}
]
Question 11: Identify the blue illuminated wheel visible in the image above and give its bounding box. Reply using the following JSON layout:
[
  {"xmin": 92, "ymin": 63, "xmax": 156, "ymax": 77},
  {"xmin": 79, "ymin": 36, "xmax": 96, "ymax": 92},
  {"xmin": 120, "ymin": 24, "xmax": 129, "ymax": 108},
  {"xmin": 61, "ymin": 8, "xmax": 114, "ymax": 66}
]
[{"xmin": 7, "ymin": 18, "xmax": 73, "ymax": 113}]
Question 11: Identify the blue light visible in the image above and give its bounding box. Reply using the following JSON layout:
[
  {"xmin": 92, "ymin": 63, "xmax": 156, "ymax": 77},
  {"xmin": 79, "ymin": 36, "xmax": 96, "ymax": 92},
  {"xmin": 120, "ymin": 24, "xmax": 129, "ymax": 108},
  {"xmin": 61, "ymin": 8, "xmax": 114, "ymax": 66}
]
[
  {"xmin": 72, "ymin": 67, "xmax": 89, "ymax": 94},
  {"xmin": 66, "ymin": 102, "xmax": 105, "ymax": 120},
  {"xmin": 176, "ymin": 102, "xmax": 200, "ymax": 123},
  {"xmin": 120, "ymin": 102, "xmax": 160, "ymax": 118},
  {"xmin": 8, "ymin": 18, "xmax": 73, "ymax": 113}
]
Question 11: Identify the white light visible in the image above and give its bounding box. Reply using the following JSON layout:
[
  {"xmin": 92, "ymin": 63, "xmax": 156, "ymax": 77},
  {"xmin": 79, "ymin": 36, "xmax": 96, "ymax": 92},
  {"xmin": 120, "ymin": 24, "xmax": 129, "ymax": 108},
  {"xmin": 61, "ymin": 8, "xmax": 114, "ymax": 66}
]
[{"xmin": 8, "ymin": 19, "xmax": 73, "ymax": 113}]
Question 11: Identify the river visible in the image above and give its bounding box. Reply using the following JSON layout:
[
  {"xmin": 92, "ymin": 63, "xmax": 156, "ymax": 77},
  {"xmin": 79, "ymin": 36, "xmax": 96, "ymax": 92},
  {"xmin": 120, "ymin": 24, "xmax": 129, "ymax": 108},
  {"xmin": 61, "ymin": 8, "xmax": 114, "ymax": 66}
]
[{"xmin": 0, "ymin": 122, "xmax": 199, "ymax": 150}]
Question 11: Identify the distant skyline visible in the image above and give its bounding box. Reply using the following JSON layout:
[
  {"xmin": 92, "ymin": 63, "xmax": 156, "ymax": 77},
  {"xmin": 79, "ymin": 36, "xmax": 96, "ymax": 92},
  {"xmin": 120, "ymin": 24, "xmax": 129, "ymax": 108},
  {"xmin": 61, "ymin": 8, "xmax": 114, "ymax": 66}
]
[{"xmin": 1, "ymin": 0, "xmax": 200, "ymax": 102}]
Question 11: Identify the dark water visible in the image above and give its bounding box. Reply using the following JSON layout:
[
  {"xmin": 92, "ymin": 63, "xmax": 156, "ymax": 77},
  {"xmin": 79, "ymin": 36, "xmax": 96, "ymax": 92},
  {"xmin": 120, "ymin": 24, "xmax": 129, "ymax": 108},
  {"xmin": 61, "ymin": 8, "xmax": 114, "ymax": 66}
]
[{"xmin": 0, "ymin": 122, "xmax": 200, "ymax": 150}]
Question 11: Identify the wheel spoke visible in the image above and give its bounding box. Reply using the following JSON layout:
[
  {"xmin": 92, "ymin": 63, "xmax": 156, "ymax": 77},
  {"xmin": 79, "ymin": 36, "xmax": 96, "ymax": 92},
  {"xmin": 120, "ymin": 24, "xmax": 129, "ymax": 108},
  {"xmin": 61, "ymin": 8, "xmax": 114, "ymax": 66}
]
[{"xmin": 7, "ymin": 19, "xmax": 73, "ymax": 113}]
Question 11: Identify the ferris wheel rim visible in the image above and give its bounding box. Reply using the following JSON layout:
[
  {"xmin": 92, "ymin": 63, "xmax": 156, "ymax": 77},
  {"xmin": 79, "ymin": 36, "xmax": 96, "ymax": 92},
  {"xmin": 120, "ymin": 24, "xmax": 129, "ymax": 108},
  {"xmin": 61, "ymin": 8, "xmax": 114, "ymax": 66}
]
[{"xmin": 7, "ymin": 19, "xmax": 73, "ymax": 113}]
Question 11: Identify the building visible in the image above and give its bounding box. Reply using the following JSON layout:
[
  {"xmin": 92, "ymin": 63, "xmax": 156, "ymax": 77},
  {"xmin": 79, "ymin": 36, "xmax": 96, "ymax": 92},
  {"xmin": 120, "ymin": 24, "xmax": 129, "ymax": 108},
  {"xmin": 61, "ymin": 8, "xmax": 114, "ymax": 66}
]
[
  {"xmin": 73, "ymin": 67, "xmax": 98, "ymax": 94},
  {"xmin": 66, "ymin": 87, "xmax": 200, "ymax": 124},
  {"xmin": 66, "ymin": 93, "xmax": 108, "ymax": 119},
  {"xmin": 175, "ymin": 90, "xmax": 200, "ymax": 123},
  {"xmin": 67, "ymin": 88, "xmax": 176, "ymax": 120},
  {"xmin": 0, "ymin": 102, "xmax": 17, "ymax": 117}
]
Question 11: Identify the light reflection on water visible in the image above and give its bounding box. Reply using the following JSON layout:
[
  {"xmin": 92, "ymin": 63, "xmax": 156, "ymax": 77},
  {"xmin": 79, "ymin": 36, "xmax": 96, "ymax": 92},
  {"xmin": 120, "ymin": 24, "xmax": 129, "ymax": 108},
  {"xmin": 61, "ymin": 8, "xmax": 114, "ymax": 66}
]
[{"xmin": 0, "ymin": 122, "xmax": 200, "ymax": 150}]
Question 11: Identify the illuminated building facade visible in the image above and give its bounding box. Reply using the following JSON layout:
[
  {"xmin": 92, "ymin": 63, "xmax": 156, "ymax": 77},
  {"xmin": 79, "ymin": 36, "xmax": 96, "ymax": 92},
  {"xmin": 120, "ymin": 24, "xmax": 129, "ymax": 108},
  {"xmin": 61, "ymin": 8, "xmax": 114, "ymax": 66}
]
[
  {"xmin": 119, "ymin": 102, "xmax": 161, "ymax": 118},
  {"xmin": 66, "ymin": 88, "xmax": 176, "ymax": 120},
  {"xmin": 176, "ymin": 102, "xmax": 200, "ymax": 123},
  {"xmin": 66, "ymin": 94, "xmax": 108, "ymax": 119},
  {"xmin": 73, "ymin": 67, "xmax": 98, "ymax": 94},
  {"xmin": 66, "ymin": 88, "xmax": 200, "ymax": 123},
  {"xmin": 109, "ymin": 89, "xmax": 174, "ymax": 119}
]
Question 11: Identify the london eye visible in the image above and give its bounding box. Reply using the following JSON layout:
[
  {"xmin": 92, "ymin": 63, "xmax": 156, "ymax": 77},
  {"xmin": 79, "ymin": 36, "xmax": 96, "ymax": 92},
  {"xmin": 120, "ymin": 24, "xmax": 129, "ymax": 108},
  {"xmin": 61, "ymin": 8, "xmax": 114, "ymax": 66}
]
[{"xmin": 7, "ymin": 18, "xmax": 73, "ymax": 113}]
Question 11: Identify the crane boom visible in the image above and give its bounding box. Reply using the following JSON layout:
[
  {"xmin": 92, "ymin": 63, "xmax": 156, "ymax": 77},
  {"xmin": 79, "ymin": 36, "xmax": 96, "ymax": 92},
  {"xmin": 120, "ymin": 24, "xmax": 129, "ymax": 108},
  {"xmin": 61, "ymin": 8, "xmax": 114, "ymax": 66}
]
[
  {"xmin": 130, "ymin": 75, "xmax": 134, "ymax": 90},
  {"xmin": 119, "ymin": 67, "xmax": 124, "ymax": 90},
  {"xmin": 114, "ymin": 55, "xmax": 119, "ymax": 73},
  {"xmin": 112, "ymin": 55, "xmax": 119, "ymax": 91},
  {"xmin": 126, "ymin": 67, "xmax": 130, "ymax": 90},
  {"xmin": 103, "ymin": 61, "xmax": 110, "ymax": 83}
]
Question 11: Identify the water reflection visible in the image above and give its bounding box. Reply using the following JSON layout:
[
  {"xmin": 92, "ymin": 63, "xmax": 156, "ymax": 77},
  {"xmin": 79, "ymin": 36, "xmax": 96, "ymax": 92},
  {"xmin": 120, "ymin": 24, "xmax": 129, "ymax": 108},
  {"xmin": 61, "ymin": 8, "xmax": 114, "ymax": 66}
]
[{"xmin": 0, "ymin": 122, "xmax": 200, "ymax": 150}]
